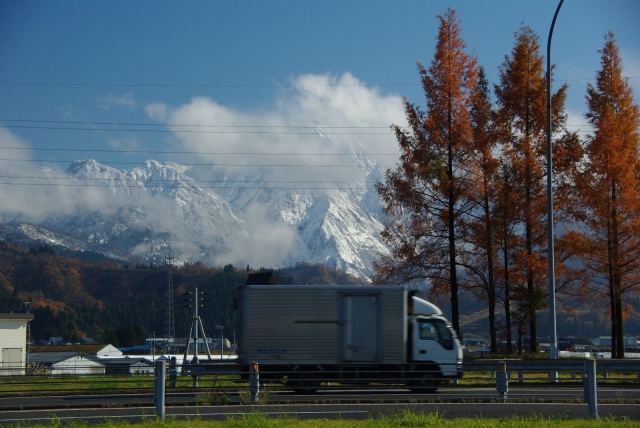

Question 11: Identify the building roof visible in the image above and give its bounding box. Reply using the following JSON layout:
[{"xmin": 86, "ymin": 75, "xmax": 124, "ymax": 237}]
[
  {"xmin": 30, "ymin": 344, "xmax": 112, "ymax": 354},
  {"xmin": 104, "ymin": 357, "xmax": 154, "ymax": 366},
  {"xmin": 29, "ymin": 351, "xmax": 105, "ymax": 365},
  {"xmin": 244, "ymin": 272, "xmax": 277, "ymax": 285},
  {"xmin": 0, "ymin": 313, "xmax": 34, "ymax": 320},
  {"xmin": 559, "ymin": 337, "xmax": 592, "ymax": 345}
]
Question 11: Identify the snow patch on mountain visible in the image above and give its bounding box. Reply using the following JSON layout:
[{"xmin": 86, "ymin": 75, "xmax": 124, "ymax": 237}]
[{"xmin": 0, "ymin": 156, "xmax": 391, "ymax": 281}]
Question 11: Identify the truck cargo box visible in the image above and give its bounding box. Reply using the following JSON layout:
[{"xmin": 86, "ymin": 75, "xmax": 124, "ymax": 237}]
[{"xmin": 234, "ymin": 285, "xmax": 407, "ymax": 365}]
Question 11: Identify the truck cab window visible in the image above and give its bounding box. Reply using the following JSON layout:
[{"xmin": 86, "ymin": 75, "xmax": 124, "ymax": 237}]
[{"xmin": 418, "ymin": 319, "xmax": 454, "ymax": 350}]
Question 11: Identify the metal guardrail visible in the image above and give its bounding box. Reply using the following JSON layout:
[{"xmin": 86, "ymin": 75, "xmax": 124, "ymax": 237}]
[
  {"xmin": 462, "ymin": 358, "xmax": 640, "ymax": 373},
  {"xmin": 2, "ymin": 357, "xmax": 639, "ymax": 421}
]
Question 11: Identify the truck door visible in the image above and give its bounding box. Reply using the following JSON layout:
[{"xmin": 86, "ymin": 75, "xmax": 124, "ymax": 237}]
[
  {"xmin": 342, "ymin": 295, "xmax": 379, "ymax": 362},
  {"xmin": 411, "ymin": 318, "xmax": 455, "ymax": 361}
]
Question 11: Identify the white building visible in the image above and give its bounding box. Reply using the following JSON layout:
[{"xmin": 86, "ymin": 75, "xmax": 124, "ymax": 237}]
[
  {"xmin": 591, "ymin": 335, "xmax": 638, "ymax": 347},
  {"xmin": 29, "ymin": 351, "xmax": 105, "ymax": 375},
  {"xmin": 30, "ymin": 344, "xmax": 123, "ymax": 358},
  {"xmin": 0, "ymin": 313, "xmax": 34, "ymax": 375}
]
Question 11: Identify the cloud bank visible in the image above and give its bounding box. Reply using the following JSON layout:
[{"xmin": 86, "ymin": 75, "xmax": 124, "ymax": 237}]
[{"xmin": 146, "ymin": 72, "xmax": 406, "ymax": 184}]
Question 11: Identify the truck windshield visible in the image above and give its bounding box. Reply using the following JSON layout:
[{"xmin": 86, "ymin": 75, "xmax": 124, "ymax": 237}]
[{"xmin": 418, "ymin": 319, "xmax": 454, "ymax": 350}]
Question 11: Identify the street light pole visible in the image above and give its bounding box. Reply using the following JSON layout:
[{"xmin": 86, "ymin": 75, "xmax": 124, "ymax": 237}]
[{"xmin": 547, "ymin": 0, "xmax": 564, "ymax": 362}]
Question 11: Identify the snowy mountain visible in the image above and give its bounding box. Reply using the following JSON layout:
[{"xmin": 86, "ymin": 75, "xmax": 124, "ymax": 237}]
[{"xmin": 0, "ymin": 156, "xmax": 391, "ymax": 281}]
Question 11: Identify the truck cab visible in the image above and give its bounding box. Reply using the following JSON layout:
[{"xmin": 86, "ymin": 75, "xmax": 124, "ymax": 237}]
[{"xmin": 409, "ymin": 295, "xmax": 463, "ymax": 378}]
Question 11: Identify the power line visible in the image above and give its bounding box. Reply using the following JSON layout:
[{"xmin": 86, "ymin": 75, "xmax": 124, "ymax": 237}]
[
  {"xmin": 0, "ymin": 146, "xmax": 400, "ymax": 156},
  {"xmin": 0, "ymin": 81, "xmax": 419, "ymax": 88},
  {"xmin": 0, "ymin": 182, "xmax": 375, "ymax": 190},
  {"xmin": 0, "ymin": 78, "xmax": 637, "ymax": 88},
  {"xmin": 0, "ymin": 123, "xmax": 594, "ymax": 137},
  {"xmin": 0, "ymin": 118, "xmax": 595, "ymax": 129},
  {"xmin": 0, "ymin": 118, "xmax": 394, "ymax": 129},
  {"xmin": 0, "ymin": 125, "xmax": 393, "ymax": 135},
  {"xmin": 0, "ymin": 158, "xmax": 393, "ymax": 167},
  {"xmin": 0, "ymin": 175, "xmax": 367, "ymax": 183}
]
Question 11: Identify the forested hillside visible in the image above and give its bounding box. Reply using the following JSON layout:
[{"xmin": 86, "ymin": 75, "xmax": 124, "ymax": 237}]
[{"xmin": 0, "ymin": 240, "xmax": 362, "ymax": 346}]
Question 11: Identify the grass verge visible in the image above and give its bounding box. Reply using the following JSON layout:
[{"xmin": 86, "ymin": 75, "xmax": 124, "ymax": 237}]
[{"xmin": 1, "ymin": 410, "xmax": 639, "ymax": 428}]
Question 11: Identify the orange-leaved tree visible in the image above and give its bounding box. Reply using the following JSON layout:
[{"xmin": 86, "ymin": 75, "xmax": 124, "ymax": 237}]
[
  {"xmin": 458, "ymin": 66, "xmax": 501, "ymax": 352},
  {"xmin": 494, "ymin": 26, "xmax": 570, "ymax": 352},
  {"xmin": 374, "ymin": 9, "xmax": 477, "ymax": 335},
  {"xmin": 564, "ymin": 32, "xmax": 640, "ymax": 358}
]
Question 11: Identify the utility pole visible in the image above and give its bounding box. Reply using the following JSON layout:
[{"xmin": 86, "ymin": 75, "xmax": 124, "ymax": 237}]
[
  {"xmin": 164, "ymin": 247, "xmax": 175, "ymax": 354},
  {"xmin": 23, "ymin": 301, "xmax": 31, "ymax": 372},
  {"xmin": 182, "ymin": 288, "xmax": 212, "ymax": 365},
  {"xmin": 546, "ymin": 0, "xmax": 564, "ymax": 365}
]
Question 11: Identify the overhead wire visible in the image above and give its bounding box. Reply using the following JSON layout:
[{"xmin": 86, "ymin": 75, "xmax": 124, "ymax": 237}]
[
  {"xmin": 0, "ymin": 174, "xmax": 368, "ymax": 184},
  {"xmin": 0, "ymin": 77, "xmax": 638, "ymax": 88},
  {"xmin": 0, "ymin": 158, "xmax": 393, "ymax": 167},
  {"xmin": 0, "ymin": 125, "xmax": 394, "ymax": 135},
  {"xmin": 0, "ymin": 146, "xmax": 400, "ymax": 156},
  {"xmin": 0, "ymin": 182, "xmax": 375, "ymax": 190},
  {"xmin": 0, "ymin": 118, "xmax": 394, "ymax": 129}
]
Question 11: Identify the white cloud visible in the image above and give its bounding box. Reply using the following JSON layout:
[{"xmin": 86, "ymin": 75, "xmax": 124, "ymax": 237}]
[
  {"xmin": 58, "ymin": 104, "xmax": 75, "ymax": 121},
  {"xmin": 146, "ymin": 103, "xmax": 168, "ymax": 121},
  {"xmin": 145, "ymin": 72, "xmax": 405, "ymax": 184},
  {"xmin": 565, "ymin": 108, "xmax": 593, "ymax": 136},
  {"xmin": 0, "ymin": 127, "xmax": 122, "ymax": 223},
  {"xmin": 98, "ymin": 92, "xmax": 137, "ymax": 110},
  {"xmin": 620, "ymin": 47, "xmax": 640, "ymax": 96},
  {"xmin": 108, "ymin": 136, "xmax": 140, "ymax": 151},
  {"xmin": 214, "ymin": 203, "xmax": 299, "ymax": 268}
]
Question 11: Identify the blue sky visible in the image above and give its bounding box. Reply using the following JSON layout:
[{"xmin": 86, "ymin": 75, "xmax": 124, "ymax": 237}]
[{"xmin": 1, "ymin": 0, "xmax": 639, "ymax": 174}]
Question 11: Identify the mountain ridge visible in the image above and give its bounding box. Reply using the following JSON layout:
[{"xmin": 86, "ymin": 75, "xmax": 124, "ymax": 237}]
[{"xmin": 0, "ymin": 157, "xmax": 390, "ymax": 281}]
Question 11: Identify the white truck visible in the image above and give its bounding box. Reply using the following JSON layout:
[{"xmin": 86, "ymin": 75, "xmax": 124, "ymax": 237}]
[{"xmin": 216, "ymin": 284, "xmax": 462, "ymax": 392}]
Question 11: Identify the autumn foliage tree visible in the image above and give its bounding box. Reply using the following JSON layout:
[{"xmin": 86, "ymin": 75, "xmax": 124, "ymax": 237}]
[
  {"xmin": 375, "ymin": 9, "xmax": 477, "ymax": 334},
  {"xmin": 493, "ymin": 26, "xmax": 571, "ymax": 352},
  {"xmin": 564, "ymin": 32, "xmax": 640, "ymax": 358},
  {"xmin": 458, "ymin": 66, "xmax": 501, "ymax": 352}
]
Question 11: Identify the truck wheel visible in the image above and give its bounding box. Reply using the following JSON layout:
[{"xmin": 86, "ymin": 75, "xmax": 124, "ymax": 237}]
[
  {"xmin": 291, "ymin": 372, "xmax": 319, "ymax": 394},
  {"xmin": 409, "ymin": 374, "xmax": 438, "ymax": 393}
]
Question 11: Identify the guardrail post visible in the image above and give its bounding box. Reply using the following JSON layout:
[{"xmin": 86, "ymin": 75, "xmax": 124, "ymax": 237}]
[
  {"xmin": 583, "ymin": 359, "xmax": 598, "ymax": 419},
  {"xmin": 249, "ymin": 361, "xmax": 260, "ymax": 403},
  {"xmin": 518, "ymin": 370, "xmax": 524, "ymax": 384},
  {"xmin": 496, "ymin": 360, "xmax": 508, "ymax": 403},
  {"xmin": 154, "ymin": 360, "xmax": 166, "ymax": 421}
]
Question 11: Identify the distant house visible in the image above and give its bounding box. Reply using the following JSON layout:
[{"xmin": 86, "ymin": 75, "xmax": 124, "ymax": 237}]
[
  {"xmin": 558, "ymin": 337, "xmax": 592, "ymax": 353},
  {"xmin": 591, "ymin": 336, "xmax": 612, "ymax": 347},
  {"xmin": 461, "ymin": 336, "xmax": 486, "ymax": 347},
  {"xmin": 0, "ymin": 312, "xmax": 34, "ymax": 375},
  {"xmin": 28, "ymin": 351, "xmax": 105, "ymax": 375},
  {"xmin": 119, "ymin": 344, "xmax": 153, "ymax": 355},
  {"xmin": 30, "ymin": 344, "xmax": 123, "ymax": 358},
  {"xmin": 590, "ymin": 336, "xmax": 638, "ymax": 347},
  {"xmin": 104, "ymin": 357, "xmax": 154, "ymax": 375},
  {"xmin": 244, "ymin": 272, "xmax": 277, "ymax": 285}
]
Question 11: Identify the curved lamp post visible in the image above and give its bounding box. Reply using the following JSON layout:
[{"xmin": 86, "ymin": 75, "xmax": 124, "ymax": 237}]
[{"xmin": 547, "ymin": 0, "xmax": 564, "ymax": 362}]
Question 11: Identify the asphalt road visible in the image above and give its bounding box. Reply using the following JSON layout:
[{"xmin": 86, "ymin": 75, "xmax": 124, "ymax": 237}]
[
  {"xmin": 1, "ymin": 386, "xmax": 639, "ymax": 423},
  {"xmin": 0, "ymin": 402, "xmax": 639, "ymax": 424}
]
